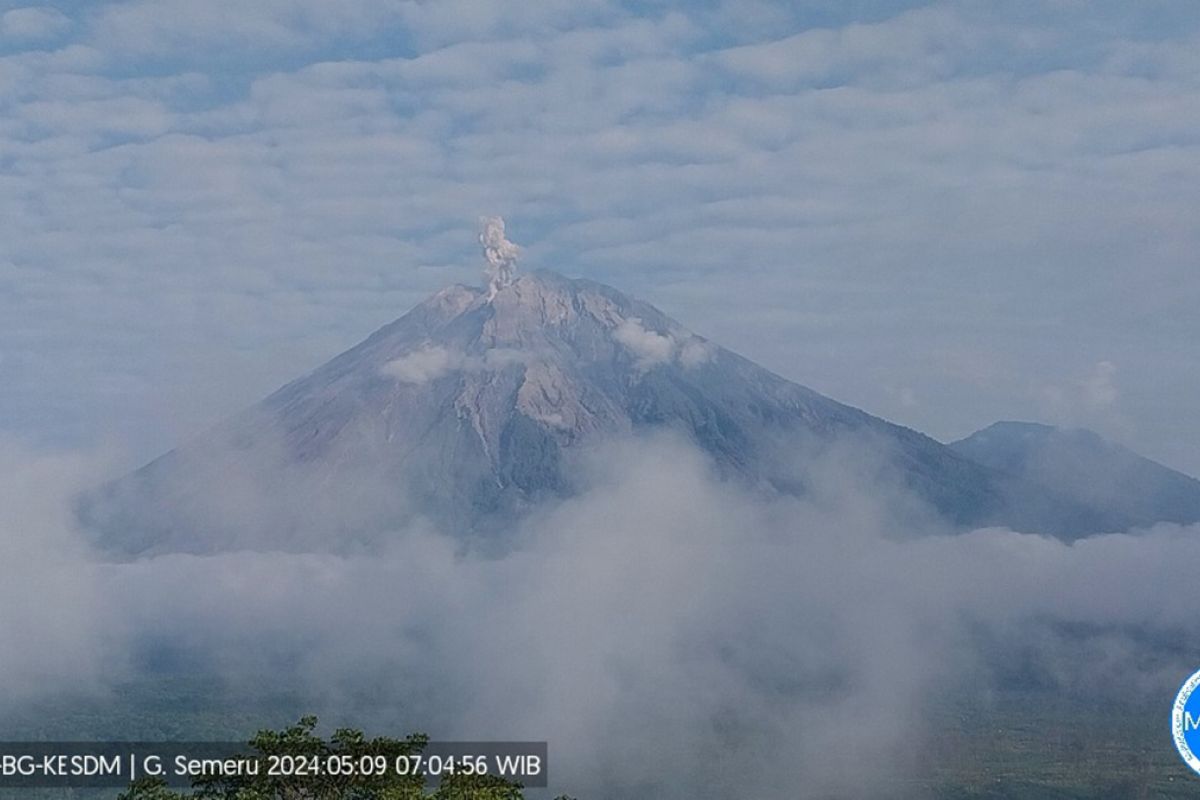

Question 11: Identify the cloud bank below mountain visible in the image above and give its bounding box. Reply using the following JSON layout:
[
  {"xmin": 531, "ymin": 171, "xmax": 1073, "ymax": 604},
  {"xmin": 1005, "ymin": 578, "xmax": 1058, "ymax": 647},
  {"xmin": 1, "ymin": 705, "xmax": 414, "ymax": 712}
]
[{"xmin": 3, "ymin": 431, "xmax": 1198, "ymax": 797}]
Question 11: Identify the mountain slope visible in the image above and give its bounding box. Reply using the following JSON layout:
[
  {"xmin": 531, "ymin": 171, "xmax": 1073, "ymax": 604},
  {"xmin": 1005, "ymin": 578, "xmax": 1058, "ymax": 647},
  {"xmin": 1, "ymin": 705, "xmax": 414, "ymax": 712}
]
[
  {"xmin": 83, "ymin": 271, "xmax": 1116, "ymax": 554},
  {"xmin": 950, "ymin": 421, "xmax": 1200, "ymax": 530}
]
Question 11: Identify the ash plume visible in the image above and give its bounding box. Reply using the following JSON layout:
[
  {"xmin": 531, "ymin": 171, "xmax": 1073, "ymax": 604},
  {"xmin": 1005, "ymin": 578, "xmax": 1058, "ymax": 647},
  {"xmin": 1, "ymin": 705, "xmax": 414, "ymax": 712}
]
[{"xmin": 479, "ymin": 215, "xmax": 520, "ymax": 294}]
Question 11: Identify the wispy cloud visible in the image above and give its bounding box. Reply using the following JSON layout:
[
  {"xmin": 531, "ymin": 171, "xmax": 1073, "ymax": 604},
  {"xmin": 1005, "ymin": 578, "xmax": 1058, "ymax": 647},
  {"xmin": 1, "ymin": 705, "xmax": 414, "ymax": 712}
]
[
  {"xmin": 0, "ymin": 6, "xmax": 72, "ymax": 42},
  {"xmin": 381, "ymin": 345, "xmax": 461, "ymax": 384},
  {"xmin": 613, "ymin": 317, "xmax": 674, "ymax": 368}
]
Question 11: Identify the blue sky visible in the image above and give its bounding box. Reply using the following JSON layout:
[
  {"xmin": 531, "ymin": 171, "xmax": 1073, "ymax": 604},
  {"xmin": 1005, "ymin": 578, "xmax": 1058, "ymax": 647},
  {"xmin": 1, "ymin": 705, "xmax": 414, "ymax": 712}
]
[{"xmin": 1, "ymin": 0, "xmax": 1198, "ymax": 474}]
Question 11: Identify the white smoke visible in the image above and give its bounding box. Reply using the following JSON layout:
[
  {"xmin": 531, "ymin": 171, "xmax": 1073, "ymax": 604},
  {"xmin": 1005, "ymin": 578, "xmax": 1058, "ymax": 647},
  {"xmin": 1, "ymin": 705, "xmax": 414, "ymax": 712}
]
[{"xmin": 479, "ymin": 215, "xmax": 520, "ymax": 294}]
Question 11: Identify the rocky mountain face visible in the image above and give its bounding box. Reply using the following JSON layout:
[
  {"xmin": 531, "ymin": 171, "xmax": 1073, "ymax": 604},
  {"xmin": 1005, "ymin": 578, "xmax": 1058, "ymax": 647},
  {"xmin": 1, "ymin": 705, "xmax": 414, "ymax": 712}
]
[
  {"xmin": 84, "ymin": 270, "xmax": 1149, "ymax": 554},
  {"xmin": 951, "ymin": 421, "xmax": 1200, "ymax": 531}
]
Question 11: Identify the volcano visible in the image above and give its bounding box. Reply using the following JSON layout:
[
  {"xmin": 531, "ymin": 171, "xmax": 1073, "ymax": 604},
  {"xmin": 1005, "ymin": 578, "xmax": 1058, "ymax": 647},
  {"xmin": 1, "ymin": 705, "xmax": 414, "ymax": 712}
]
[{"xmin": 84, "ymin": 239, "xmax": 1141, "ymax": 553}]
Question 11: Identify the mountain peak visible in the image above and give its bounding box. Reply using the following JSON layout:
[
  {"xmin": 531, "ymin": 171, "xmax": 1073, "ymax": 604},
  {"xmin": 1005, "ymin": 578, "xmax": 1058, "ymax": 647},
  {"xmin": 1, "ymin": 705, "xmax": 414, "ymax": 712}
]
[
  {"xmin": 950, "ymin": 421, "xmax": 1200, "ymax": 530},
  {"xmin": 975, "ymin": 420, "xmax": 1056, "ymax": 436},
  {"xmin": 450, "ymin": 217, "xmax": 682, "ymax": 346},
  {"xmin": 955, "ymin": 421, "xmax": 1129, "ymax": 466},
  {"xmin": 403, "ymin": 268, "xmax": 706, "ymax": 372},
  {"xmin": 420, "ymin": 282, "xmax": 483, "ymax": 319},
  {"xmin": 483, "ymin": 270, "xmax": 625, "ymax": 342}
]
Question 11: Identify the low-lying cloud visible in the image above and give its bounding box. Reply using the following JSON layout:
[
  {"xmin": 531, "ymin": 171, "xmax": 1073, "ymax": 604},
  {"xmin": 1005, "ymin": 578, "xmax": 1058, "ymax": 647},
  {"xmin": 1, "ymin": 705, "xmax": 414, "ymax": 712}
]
[
  {"xmin": 382, "ymin": 344, "xmax": 530, "ymax": 385},
  {"xmin": 0, "ymin": 441, "xmax": 117, "ymax": 701},
  {"xmin": 3, "ymin": 432, "xmax": 1198, "ymax": 798},
  {"xmin": 381, "ymin": 345, "xmax": 462, "ymax": 385},
  {"xmin": 613, "ymin": 317, "xmax": 675, "ymax": 367},
  {"xmin": 614, "ymin": 317, "xmax": 714, "ymax": 371}
]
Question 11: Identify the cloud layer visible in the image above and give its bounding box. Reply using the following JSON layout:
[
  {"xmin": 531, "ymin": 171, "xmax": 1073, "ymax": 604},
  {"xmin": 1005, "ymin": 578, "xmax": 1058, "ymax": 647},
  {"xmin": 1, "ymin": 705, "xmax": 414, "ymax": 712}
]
[
  {"xmin": 0, "ymin": 2, "xmax": 1197, "ymax": 476},
  {"xmin": 5, "ymin": 432, "xmax": 1200, "ymax": 797}
]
